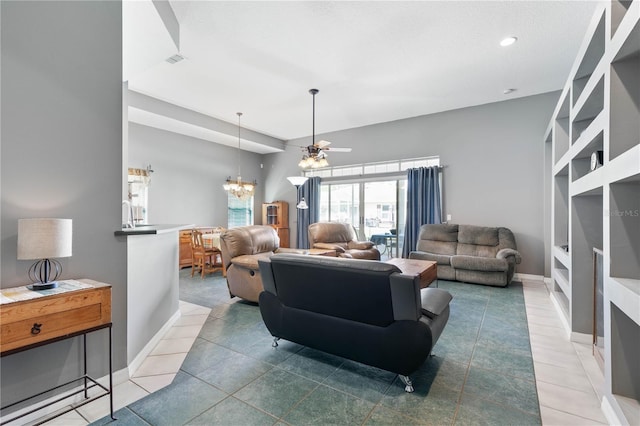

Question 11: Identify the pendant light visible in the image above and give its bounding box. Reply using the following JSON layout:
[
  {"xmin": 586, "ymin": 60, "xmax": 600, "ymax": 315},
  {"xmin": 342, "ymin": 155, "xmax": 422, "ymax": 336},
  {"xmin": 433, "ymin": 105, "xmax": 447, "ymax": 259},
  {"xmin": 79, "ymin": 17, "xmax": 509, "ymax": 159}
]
[{"xmin": 223, "ymin": 112, "xmax": 257, "ymax": 199}]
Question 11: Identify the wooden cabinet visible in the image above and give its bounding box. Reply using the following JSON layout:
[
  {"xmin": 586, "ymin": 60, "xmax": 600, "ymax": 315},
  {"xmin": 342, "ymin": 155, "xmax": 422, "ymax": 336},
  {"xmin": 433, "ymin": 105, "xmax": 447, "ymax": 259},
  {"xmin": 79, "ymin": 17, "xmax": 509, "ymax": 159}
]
[
  {"xmin": 179, "ymin": 230, "xmax": 193, "ymax": 269},
  {"xmin": 262, "ymin": 201, "xmax": 289, "ymax": 248}
]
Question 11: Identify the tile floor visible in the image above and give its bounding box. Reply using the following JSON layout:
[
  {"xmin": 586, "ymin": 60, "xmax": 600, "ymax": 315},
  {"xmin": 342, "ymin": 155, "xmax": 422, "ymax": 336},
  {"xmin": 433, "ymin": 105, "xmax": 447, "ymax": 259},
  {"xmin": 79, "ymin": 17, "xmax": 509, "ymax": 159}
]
[{"xmin": 35, "ymin": 274, "xmax": 608, "ymax": 425}]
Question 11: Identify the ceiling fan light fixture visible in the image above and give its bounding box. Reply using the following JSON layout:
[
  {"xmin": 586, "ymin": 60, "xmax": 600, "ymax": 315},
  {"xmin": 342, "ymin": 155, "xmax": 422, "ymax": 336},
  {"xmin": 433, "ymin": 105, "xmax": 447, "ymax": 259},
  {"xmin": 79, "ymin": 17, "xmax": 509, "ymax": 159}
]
[{"xmin": 299, "ymin": 88, "xmax": 330, "ymax": 169}]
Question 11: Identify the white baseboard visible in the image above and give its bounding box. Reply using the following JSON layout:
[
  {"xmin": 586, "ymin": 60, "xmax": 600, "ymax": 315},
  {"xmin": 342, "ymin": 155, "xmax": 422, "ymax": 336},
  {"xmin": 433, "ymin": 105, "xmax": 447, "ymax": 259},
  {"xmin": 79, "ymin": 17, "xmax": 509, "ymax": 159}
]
[
  {"xmin": 602, "ymin": 394, "xmax": 627, "ymax": 426},
  {"xmin": 570, "ymin": 331, "xmax": 593, "ymax": 345},
  {"xmin": 543, "ymin": 276, "xmax": 552, "ymax": 285},
  {"xmin": 513, "ymin": 273, "xmax": 545, "ymax": 282},
  {"xmin": 549, "ymin": 291, "xmax": 572, "ymax": 339},
  {"xmin": 128, "ymin": 308, "xmax": 182, "ymax": 377}
]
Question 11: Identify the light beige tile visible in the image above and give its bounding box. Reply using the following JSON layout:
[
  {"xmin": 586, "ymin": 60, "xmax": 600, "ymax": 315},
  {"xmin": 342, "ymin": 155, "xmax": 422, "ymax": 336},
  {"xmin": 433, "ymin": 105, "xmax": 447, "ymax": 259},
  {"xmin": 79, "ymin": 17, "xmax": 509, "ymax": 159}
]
[
  {"xmin": 537, "ymin": 381, "xmax": 608, "ymax": 423},
  {"xmin": 532, "ymin": 347, "xmax": 585, "ymax": 371},
  {"xmin": 526, "ymin": 304, "xmax": 557, "ymax": 316},
  {"xmin": 131, "ymin": 374, "xmax": 176, "ymax": 393},
  {"xmin": 527, "ymin": 313, "xmax": 565, "ymax": 328},
  {"xmin": 75, "ymin": 380, "xmax": 148, "ymax": 423},
  {"xmin": 150, "ymin": 337, "xmax": 197, "ymax": 355},
  {"xmin": 528, "ymin": 322, "xmax": 568, "ymax": 338},
  {"xmin": 534, "ymin": 361, "xmax": 595, "ymax": 393},
  {"xmin": 37, "ymin": 408, "xmax": 89, "ymax": 426},
  {"xmin": 180, "ymin": 304, "xmax": 211, "ymax": 316},
  {"xmin": 540, "ymin": 405, "xmax": 607, "ymax": 425},
  {"xmin": 530, "ymin": 333, "xmax": 578, "ymax": 355},
  {"xmin": 174, "ymin": 313, "xmax": 209, "ymax": 327},
  {"xmin": 132, "ymin": 353, "xmax": 188, "ymax": 377},
  {"xmin": 163, "ymin": 324, "xmax": 203, "ymax": 339}
]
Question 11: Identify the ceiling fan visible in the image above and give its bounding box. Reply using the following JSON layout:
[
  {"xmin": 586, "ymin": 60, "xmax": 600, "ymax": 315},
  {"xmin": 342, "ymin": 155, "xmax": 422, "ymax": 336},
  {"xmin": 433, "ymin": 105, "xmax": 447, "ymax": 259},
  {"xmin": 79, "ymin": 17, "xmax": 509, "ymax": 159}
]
[{"xmin": 298, "ymin": 89, "xmax": 352, "ymax": 169}]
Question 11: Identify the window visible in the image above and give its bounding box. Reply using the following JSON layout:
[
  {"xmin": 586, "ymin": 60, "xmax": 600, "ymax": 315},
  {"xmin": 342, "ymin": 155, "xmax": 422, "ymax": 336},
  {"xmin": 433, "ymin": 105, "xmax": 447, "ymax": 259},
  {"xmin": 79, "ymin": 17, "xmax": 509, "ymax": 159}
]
[{"xmin": 227, "ymin": 194, "xmax": 253, "ymax": 228}]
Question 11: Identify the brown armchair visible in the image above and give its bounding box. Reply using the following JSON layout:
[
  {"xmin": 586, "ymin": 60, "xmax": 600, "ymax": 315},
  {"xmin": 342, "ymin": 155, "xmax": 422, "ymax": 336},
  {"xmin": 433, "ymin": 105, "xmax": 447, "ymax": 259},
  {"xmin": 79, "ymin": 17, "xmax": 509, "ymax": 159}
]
[
  {"xmin": 219, "ymin": 225, "xmax": 305, "ymax": 302},
  {"xmin": 308, "ymin": 222, "xmax": 381, "ymax": 260}
]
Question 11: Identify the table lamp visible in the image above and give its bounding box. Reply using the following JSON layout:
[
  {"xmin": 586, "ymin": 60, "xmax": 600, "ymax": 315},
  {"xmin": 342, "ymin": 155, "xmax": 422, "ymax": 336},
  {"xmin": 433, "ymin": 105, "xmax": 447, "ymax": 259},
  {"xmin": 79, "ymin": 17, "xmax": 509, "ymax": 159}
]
[{"xmin": 17, "ymin": 218, "xmax": 73, "ymax": 290}]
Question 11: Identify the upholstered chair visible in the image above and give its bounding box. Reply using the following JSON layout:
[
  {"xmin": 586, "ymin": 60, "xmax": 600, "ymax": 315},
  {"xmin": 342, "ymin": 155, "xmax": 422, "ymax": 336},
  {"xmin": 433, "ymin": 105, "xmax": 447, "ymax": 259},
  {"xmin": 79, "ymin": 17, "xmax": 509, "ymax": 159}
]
[{"xmin": 308, "ymin": 222, "xmax": 380, "ymax": 260}]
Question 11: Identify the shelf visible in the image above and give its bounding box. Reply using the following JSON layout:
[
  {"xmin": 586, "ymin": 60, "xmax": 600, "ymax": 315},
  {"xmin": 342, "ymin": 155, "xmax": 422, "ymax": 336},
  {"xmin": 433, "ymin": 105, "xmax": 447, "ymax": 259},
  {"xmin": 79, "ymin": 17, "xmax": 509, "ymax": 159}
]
[
  {"xmin": 609, "ymin": 21, "xmax": 640, "ymax": 161},
  {"xmin": 554, "ymin": 93, "xmax": 571, "ymax": 161},
  {"xmin": 553, "ymin": 267, "xmax": 571, "ymax": 296},
  {"xmin": 553, "ymin": 245, "xmax": 571, "ymax": 268},
  {"xmin": 609, "ymin": 181, "xmax": 640, "ymax": 281},
  {"xmin": 572, "ymin": 76, "xmax": 605, "ymax": 144},
  {"xmin": 610, "ymin": 0, "xmax": 639, "ymax": 59},
  {"xmin": 571, "ymin": 112, "xmax": 605, "ymax": 182},
  {"xmin": 571, "ymin": 167, "xmax": 604, "ymax": 196},
  {"xmin": 609, "ymin": 303, "xmax": 640, "ymax": 402},
  {"xmin": 553, "ymin": 152, "xmax": 570, "ymax": 176},
  {"xmin": 611, "ymin": 0, "xmax": 636, "ymax": 39},
  {"xmin": 572, "ymin": 10, "xmax": 606, "ymax": 106},
  {"xmin": 607, "ymin": 144, "xmax": 640, "ymax": 184}
]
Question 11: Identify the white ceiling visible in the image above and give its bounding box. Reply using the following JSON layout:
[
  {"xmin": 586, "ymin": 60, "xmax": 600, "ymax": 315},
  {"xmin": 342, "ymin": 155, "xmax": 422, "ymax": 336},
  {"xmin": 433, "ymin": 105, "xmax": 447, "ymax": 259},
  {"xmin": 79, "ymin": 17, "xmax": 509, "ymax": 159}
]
[{"xmin": 125, "ymin": 0, "xmax": 601, "ymax": 148}]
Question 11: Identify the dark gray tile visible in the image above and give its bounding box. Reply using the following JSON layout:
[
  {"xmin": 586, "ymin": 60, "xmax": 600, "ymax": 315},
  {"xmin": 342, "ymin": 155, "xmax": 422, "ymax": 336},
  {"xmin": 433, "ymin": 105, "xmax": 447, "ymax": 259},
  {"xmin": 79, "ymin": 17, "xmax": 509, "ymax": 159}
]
[
  {"xmin": 411, "ymin": 356, "xmax": 469, "ymax": 391},
  {"xmin": 455, "ymin": 392, "xmax": 540, "ymax": 425},
  {"xmin": 462, "ymin": 367, "xmax": 539, "ymax": 416},
  {"xmin": 180, "ymin": 338, "xmax": 236, "ymax": 376},
  {"xmin": 186, "ymin": 396, "xmax": 278, "ymax": 426},
  {"xmin": 278, "ymin": 347, "xmax": 345, "ymax": 382},
  {"xmin": 380, "ymin": 381, "xmax": 459, "ymax": 424},
  {"xmin": 128, "ymin": 371, "xmax": 227, "ymax": 426},
  {"xmin": 283, "ymin": 384, "xmax": 374, "ymax": 426},
  {"xmin": 90, "ymin": 407, "xmax": 150, "ymax": 425},
  {"xmin": 233, "ymin": 368, "xmax": 318, "ymax": 418},
  {"xmin": 471, "ymin": 342, "xmax": 534, "ymax": 381},
  {"xmin": 242, "ymin": 337, "xmax": 304, "ymax": 366},
  {"xmin": 364, "ymin": 405, "xmax": 426, "ymax": 425},
  {"xmin": 322, "ymin": 359, "xmax": 396, "ymax": 403},
  {"xmin": 196, "ymin": 351, "xmax": 272, "ymax": 393}
]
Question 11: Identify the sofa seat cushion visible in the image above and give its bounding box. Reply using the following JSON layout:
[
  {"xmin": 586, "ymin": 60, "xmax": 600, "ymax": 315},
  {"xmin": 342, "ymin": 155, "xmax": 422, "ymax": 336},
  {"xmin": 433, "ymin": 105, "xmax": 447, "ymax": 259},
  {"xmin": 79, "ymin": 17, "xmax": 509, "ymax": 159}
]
[
  {"xmin": 409, "ymin": 251, "xmax": 452, "ymax": 265},
  {"xmin": 420, "ymin": 288, "xmax": 453, "ymax": 319},
  {"xmin": 231, "ymin": 252, "xmax": 274, "ymax": 270},
  {"xmin": 450, "ymin": 255, "xmax": 508, "ymax": 272}
]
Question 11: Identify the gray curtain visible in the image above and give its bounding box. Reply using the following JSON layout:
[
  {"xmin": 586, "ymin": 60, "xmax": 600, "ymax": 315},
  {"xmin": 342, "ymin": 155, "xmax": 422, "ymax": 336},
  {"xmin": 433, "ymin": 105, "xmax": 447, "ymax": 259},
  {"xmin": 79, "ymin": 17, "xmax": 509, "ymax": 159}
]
[
  {"xmin": 296, "ymin": 176, "xmax": 321, "ymax": 249},
  {"xmin": 402, "ymin": 166, "xmax": 442, "ymax": 257}
]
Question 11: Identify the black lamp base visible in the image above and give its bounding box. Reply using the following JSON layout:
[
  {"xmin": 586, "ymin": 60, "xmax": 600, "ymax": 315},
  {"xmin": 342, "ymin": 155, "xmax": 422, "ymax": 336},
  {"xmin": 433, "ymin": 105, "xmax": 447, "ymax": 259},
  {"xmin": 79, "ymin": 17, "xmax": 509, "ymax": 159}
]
[{"xmin": 27, "ymin": 281, "xmax": 59, "ymax": 291}]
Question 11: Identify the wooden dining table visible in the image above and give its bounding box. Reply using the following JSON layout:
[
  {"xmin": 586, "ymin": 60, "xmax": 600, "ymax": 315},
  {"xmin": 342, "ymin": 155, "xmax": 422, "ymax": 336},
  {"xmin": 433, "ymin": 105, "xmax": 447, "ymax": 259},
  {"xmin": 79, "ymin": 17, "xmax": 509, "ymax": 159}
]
[{"xmin": 201, "ymin": 232, "xmax": 222, "ymax": 250}]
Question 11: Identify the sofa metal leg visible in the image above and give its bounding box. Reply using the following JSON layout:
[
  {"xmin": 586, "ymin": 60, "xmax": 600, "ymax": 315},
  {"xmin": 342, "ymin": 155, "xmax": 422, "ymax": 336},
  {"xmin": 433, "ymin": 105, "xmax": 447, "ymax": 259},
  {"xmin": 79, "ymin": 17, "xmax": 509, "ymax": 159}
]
[
  {"xmin": 272, "ymin": 337, "xmax": 280, "ymax": 348},
  {"xmin": 399, "ymin": 375, "xmax": 414, "ymax": 393}
]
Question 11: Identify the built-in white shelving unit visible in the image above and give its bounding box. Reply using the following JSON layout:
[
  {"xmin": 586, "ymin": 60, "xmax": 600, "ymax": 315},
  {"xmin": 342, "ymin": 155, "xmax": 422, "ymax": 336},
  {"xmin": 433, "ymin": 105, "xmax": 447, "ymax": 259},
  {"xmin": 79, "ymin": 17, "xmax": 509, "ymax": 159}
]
[{"xmin": 545, "ymin": 1, "xmax": 639, "ymax": 424}]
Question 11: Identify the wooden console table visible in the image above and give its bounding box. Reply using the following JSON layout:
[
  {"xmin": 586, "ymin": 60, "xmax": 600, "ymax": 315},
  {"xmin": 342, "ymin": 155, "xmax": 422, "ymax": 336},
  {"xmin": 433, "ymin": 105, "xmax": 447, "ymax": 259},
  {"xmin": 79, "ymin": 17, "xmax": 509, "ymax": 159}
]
[{"xmin": 0, "ymin": 279, "xmax": 115, "ymax": 425}]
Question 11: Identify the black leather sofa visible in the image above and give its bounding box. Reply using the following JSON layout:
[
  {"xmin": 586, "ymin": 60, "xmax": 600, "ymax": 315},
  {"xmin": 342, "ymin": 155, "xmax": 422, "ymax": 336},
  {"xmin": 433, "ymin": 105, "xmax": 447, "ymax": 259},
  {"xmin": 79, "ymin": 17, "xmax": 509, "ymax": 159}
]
[{"xmin": 258, "ymin": 253, "xmax": 452, "ymax": 392}]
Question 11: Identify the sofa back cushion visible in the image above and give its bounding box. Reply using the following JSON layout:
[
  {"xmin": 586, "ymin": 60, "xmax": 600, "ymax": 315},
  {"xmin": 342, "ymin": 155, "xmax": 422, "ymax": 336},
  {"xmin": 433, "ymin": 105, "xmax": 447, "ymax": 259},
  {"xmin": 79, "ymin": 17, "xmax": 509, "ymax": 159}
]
[
  {"xmin": 269, "ymin": 254, "xmax": 400, "ymax": 327},
  {"xmin": 456, "ymin": 225, "xmax": 516, "ymax": 258},
  {"xmin": 220, "ymin": 225, "xmax": 280, "ymax": 259},
  {"xmin": 308, "ymin": 222, "xmax": 355, "ymax": 245},
  {"xmin": 416, "ymin": 224, "xmax": 458, "ymax": 255}
]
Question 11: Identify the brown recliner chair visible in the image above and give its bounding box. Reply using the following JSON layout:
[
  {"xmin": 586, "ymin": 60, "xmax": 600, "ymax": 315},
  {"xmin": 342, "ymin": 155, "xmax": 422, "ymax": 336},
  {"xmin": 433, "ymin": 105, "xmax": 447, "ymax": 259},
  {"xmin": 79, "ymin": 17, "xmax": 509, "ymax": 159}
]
[
  {"xmin": 308, "ymin": 222, "xmax": 381, "ymax": 260},
  {"xmin": 219, "ymin": 225, "xmax": 304, "ymax": 302}
]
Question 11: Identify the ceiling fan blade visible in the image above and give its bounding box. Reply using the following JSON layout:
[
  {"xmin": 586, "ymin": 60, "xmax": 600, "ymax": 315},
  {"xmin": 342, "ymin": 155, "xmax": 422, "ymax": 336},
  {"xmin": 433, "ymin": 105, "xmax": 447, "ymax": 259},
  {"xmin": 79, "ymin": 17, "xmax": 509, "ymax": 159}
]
[
  {"xmin": 314, "ymin": 140, "xmax": 331, "ymax": 149},
  {"xmin": 324, "ymin": 147, "xmax": 352, "ymax": 152}
]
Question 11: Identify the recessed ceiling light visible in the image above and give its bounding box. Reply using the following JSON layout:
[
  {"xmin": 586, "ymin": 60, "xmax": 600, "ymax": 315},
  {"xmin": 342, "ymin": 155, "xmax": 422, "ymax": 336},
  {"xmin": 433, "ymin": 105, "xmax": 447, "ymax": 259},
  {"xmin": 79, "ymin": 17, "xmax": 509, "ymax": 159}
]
[
  {"xmin": 503, "ymin": 88, "xmax": 517, "ymax": 95},
  {"xmin": 500, "ymin": 36, "xmax": 518, "ymax": 47}
]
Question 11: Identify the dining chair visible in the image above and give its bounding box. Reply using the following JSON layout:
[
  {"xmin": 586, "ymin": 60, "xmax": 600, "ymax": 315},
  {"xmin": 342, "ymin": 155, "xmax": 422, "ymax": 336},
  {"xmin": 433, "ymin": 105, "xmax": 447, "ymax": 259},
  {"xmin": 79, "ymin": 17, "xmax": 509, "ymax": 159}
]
[{"xmin": 191, "ymin": 229, "xmax": 223, "ymax": 278}]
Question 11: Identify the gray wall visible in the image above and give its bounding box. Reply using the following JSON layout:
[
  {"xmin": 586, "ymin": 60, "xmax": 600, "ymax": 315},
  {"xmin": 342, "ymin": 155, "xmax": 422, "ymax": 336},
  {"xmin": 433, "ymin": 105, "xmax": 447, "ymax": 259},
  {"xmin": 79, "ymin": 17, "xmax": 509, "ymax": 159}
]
[
  {"xmin": 0, "ymin": 0, "xmax": 127, "ymax": 408},
  {"xmin": 264, "ymin": 92, "xmax": 560, "ymax": 276},
  {"xmin": 129, "ymin": 123, "xmax": 265, "ymax": 226}
]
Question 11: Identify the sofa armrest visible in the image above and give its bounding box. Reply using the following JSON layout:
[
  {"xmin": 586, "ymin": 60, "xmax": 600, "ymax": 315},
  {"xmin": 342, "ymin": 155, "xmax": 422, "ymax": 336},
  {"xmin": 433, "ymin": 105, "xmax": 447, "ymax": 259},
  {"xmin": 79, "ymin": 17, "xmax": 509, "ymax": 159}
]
[
  {"xmin": 420, "ymin": 288, "xmax": 453, "ymax": 319},
  {"xmin": 231, "ymin": 254, "xmax": 269, "ymax": 270},
  {"xmin": 347, "ymin": 240, "xmax": 374, "ymax": 250},
  {"xmin": 389, "ymin": 273, "xmax": 421, "ymax": 321},
  {"xmin": 276, "ymin": 248, "xmax": 308, "ymax": 255},
  {"xmin": 497, "ymin": 248, "xmax": 522, "ymax": 264},
  {"xmin": 258, "ymin": 258, "xmax": 277, "ymax": 295},
  {"xmin": 313, "ymin": 242, "xmax": 345, "ymax": 253}
]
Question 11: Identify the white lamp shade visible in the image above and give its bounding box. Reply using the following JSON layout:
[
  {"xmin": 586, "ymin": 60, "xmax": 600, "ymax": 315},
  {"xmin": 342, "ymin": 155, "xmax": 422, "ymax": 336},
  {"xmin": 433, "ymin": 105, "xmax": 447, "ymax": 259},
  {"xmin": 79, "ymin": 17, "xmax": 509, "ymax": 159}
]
[
  {"xmin": 17, "ymin": 218, "xmax": 73, "ymax": 260},
  {"xmin": 287, "ymin": 176, "xmax": 309, "ymax": 187}
]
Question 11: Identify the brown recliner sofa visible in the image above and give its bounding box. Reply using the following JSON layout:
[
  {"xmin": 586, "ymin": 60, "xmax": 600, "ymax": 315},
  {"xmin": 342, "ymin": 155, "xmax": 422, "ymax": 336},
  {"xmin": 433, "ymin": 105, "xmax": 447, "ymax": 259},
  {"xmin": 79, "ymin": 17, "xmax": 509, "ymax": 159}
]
[
  {"xmin": 219, "ymin": 225, "xmax": 304, "ymax": 302},
  {"xmin": 308, "ymin": 222, "xmax": 381, "ymax": 260}
]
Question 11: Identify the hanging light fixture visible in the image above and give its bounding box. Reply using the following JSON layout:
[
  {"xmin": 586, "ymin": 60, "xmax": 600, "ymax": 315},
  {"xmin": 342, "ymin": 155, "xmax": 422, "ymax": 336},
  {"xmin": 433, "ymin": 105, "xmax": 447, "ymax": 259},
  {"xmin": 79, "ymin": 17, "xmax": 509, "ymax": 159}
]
[
  {"xmin": 223, "ymin": 112, "xmax": 257, "ymax": 200},
  {"xmin": 299, "ymin": 89, "xmax": 329, "ymax": 169}
]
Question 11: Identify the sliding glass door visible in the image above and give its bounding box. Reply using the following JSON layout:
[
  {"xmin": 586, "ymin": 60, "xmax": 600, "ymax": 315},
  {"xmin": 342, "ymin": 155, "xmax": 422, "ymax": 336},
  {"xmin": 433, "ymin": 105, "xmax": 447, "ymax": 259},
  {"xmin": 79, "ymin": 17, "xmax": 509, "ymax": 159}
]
[{"xmin": 319, "ymin": 179, "xmax": 406, "ymax": 257}]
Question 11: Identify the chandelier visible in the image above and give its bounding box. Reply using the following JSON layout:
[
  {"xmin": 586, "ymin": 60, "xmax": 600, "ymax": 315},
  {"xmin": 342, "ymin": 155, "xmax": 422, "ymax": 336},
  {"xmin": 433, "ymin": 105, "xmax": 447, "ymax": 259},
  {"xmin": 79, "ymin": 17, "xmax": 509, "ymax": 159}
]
[
  {"xmin": 223, "ymin": 112, "xmax": 257, "ymax": 200},
  {"xmin": 299, "ymin": 89, "xmax": 329, "ymax": 169}
]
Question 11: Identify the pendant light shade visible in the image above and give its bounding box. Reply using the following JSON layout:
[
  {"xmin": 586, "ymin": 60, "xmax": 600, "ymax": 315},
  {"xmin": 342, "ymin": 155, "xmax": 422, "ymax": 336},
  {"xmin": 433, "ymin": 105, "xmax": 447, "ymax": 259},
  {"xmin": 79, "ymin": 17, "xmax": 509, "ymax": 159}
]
[{"xmin": 223, "ymin": 112, "xmax": 257, "ymax": 199}]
